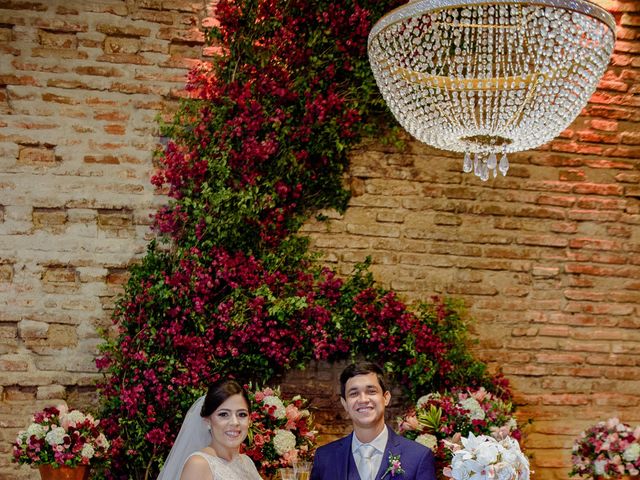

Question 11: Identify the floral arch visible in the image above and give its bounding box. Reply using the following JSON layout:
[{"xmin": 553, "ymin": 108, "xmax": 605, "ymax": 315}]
[{"xmin": 95, "ymin": 0, "xmax": 513, "ymax": 478}]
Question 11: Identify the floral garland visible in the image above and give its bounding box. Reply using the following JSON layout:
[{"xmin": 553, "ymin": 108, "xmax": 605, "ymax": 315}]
[{"xmin": 95, "ymin": 1, "xmax": 513, "ymax": 479}]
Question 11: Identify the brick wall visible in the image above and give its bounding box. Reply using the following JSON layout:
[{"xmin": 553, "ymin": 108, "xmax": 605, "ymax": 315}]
[
  {"xmin": 0, "ymin": 1, "xmax": 211, "ymax": 478},
  {"xmin": 0, "ymin": 1, "xmax": 638, "ymax": 479}
]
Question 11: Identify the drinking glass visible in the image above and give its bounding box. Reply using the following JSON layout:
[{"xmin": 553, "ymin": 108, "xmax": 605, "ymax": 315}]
[
  {"xmin": 279, "ymin": 468, "xmax": 296, "ymax": 480},
  {"xmin": 293, "ymin": 461, "xmax": 311, "ymax": 480}
]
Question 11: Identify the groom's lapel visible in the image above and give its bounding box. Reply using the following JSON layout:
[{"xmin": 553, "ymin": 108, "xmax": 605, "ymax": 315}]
[
  {"xmin": 376, "ymin": 428, "xmax": 402, "ymax": 480},
  {"xmin": 340, "ymin": 432, "xmax": 360, "ymax": 480}
]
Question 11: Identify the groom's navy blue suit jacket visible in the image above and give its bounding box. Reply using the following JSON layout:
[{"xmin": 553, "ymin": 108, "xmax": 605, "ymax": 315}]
[{"xmin": 310, "ymin": 427, "xmax": 436, "ymax": 480}]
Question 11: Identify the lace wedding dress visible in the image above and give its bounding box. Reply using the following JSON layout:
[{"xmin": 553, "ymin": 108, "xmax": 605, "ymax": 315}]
[{"xmin": 186, "ymin": 451, "xmax": 263, "ymax": 480}]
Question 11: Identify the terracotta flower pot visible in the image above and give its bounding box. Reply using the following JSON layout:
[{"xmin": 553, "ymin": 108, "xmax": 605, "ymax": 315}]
[
  {"xmin": 595, "ymin": 476, "xmax": 640, "ymax": 480},
  {"xmin": 38, "ymin": 465, "xmax": 91, "ymax": 480}
]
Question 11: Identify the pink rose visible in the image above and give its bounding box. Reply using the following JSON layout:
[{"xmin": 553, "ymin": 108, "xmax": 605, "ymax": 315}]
[{"xmin": 253, "ymin": 434, "xmax": 266, "ymax": 447}]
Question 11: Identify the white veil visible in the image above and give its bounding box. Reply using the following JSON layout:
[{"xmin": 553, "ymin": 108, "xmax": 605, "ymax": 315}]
[{"xmin": 157, "ymin": 395, "xmax": 211, "ymax": 480}]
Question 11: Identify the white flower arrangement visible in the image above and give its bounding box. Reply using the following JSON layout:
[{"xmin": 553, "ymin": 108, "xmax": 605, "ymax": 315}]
[
  {"xmin": 12, "ymin": 404, "xmax": 110, "ymax": 467},
  {"xmin": 444, "ymin": 433, "xmax": 530, "ymax": 480},
  {"xmin": 273, "ymin": 429, "xmax": 297, "ymax": 455},
  {"xmin": 459, "ymin": 397, "xmax": 485, "ymax": 421},
  {"xmin": 263, "ymin": 395, "xmax": 287, "ymax": 419},
  {"xmin": 245, "ymin": 386, "xmax": 317, "ymax": 478},
  {"xmin": 623, "ymin": 443, "xmax": 640, "ymax": 463},
  {"xmin": 416, "ymin": 433, "xmax": 438, "ymax": 450},
  {"xmin": 416, "ymin": 393, "xmax": 441, "ymax": 409}
]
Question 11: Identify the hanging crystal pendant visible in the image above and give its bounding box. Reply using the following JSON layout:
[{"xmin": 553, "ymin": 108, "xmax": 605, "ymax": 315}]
[
  {"xmin": 463, "ymin": 151, "xmax": 473, "ymax": 173},
  {"xmin": 498, "ymin": 152, "xmax": 509, "ymax": 176}
]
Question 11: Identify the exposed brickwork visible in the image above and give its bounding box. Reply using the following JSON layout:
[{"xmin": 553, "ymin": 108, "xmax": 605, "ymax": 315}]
[
  {"xmin": 0, "ymin": 1, "xmax": 210, "ymax": 478},
  {"xmin": 0, "ymin": 1, "xmax": 638, "ymax": 479}
]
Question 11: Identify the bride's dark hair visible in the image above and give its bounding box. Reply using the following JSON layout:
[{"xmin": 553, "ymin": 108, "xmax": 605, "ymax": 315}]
[{"xmin": 200, "ymin": 379, "xmax": 251, "ymax": 417}]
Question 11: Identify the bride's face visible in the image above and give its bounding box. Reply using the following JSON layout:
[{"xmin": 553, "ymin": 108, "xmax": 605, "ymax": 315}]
[{"xmin": 206, "ymin": 393, "xmax": 251, "ymax": 454}]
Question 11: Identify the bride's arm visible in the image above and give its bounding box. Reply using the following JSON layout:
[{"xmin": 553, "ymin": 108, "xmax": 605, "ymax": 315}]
[{"xmin": 180, "ymin": 455, "xmax": 214, "ymax": 480}]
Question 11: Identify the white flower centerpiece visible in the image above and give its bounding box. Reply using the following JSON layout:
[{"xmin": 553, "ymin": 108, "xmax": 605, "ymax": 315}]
[
  {"xmin": 444, "ymin": 432, "xmax": 530, "ymax": 480},
  {"xmin": 12, "ymin": 404, "xmax": 110, "ymax": 478}
]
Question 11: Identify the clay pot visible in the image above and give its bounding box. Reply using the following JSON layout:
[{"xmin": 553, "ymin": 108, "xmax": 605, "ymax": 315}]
[{"xmin": 38, "ymin": 465, "xmax": 91, "ymax": 480}]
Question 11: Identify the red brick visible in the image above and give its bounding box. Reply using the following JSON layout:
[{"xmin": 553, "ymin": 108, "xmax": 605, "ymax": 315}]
[
  {"xmin": 589, "ymin": 119, "xmax": 618, "ymax": 131},
  {"xmin": 621, "ymin": 131, "xmax": 640, "ymax": 145},
  {"xmin": 97, "ymin": 209, "xmax": 133, "ymax": 228},
  {"xmin": 38, "ymin": 31, "xmax": 77, "ymax": 49},
  {"xmin": 604, "ymin": 145, "xmax": 640, "ymax": 158},
  {"xmin": 42, "ymin": 266, "xmax": 78, "ymax": 285},
  {"xmin": 104, "ymin": 36, "xmax": 140, "ymax": 55},
  {"xmin": 104, "ymin": 124, "xmax": 126, "ymax": 135},
  {"xmin": 17, "ymin": 146, "xmax": 57, "ymax": 164},
  {"xmin": 32, "ymin": 207, "xmax": 67, "ymax": 229},
  {"xmin": 106, "ymin": 268, "xmax": 130, "ymax": 286},
  {"xmin": 0, "ymin": 263, "xmax": 14, "ymax": 283},
  {"xmin": 558, "ymin": 169, "xmax": 585, "ymax": 182},
  {"xmin": 576, "ymin": 130, "xmax": 620, "ymax": 144},
  {"xmin": 96, "ymin": 24, "xmax": 151, "ymax": 37},
  {"xmin": 621, "ymin": 13, "xmax": 640, "ymax": 26},
  {"xmin": 83, "ymin": 155, "xmax": 120, "ymax": 164}
]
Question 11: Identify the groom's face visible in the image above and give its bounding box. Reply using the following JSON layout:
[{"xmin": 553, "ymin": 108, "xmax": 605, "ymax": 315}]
[{"xmin": 340, "ymin": 372, "xmax": 391, "ymax": 432}]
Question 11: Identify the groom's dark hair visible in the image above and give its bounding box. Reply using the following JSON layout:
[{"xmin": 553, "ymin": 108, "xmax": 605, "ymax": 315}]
[{"xmin": 339, "ymin": 362, "xmax": 388, "ymax": 399}]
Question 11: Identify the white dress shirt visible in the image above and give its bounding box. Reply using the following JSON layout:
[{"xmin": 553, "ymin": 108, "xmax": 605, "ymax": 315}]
[{"xmin": 351, "ymin": 426, "xmax": 389, "ymax": 480}]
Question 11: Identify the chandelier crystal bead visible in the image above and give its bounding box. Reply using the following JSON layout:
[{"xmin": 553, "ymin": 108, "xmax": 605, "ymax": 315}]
[{"xmin": 368, "ymin": 0, "xmax": 616, "ymax": 181}]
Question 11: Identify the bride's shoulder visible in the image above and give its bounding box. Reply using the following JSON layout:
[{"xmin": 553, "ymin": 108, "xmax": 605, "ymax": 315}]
[{"xmin": 181, "ymin": 452, "xmax": 214, "ymax": 479}]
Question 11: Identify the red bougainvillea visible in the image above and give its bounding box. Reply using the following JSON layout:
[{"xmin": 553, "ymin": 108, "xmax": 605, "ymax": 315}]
[{"xmin": 96, "ymin": 1, "xmax": 512, "ymax": 479}]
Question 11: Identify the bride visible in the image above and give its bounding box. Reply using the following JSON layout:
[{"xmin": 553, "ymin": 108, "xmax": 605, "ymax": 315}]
[{"xmin": 157, "ymin": 379, "xmax": 263, "ymax": 480}]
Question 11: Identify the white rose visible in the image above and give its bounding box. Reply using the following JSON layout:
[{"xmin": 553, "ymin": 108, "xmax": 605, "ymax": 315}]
[
  {"xmin": 63, "ymin": 410, "xmax": 87, "ymax": 428},
  {"xmin": 623, "ymin": 443, "xmax": 640, "ymax": 462},
  {"xmin": 96, "ymin": 433, "xmax": 110, "ymax": 449},
  {"xmin": 594, "ymin": 460, "xmax": 607, "ymax": 475},
  {"xmin": 415, "ymin": 433, "xmax": 438, "ymax": 450},
  {"xmin": 273, "ymin": 429, "xmax": 297, "ymax": 455},
  {"xmin": 459, "ymin": 397, "xmax": 485, "ymax": 421},
  {"xmin": 45, "ymin": 426, "xmax": 66, "ymax": 446},
  {"xmin": 26, "ymin": 423, "xmax": 47, "ymax": 439},
  {"xmin": 263, "ymin": 396, "xmax": 286, "ymax": 419},
  {"xmin": 416, "ymin": 393, "xmax": 440, "ymax": 408},
  {"xmin": 81, "ymin": 443, "xmax": 95, "ymax": 459}
]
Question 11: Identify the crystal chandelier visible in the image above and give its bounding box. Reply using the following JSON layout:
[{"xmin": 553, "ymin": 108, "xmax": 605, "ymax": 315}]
[{"xmin": 368, "ymin": 0, "xmax": 616, "ymax": 181}]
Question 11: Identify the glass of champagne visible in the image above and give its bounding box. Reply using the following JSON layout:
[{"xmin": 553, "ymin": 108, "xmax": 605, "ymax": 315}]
[
  {"xmin": 279, "ymin": 468, "xmax": 296, "ymax": 480},
  {"xmin": 293, "ymin": 461, "xmax": 311, "ymax": 480}
]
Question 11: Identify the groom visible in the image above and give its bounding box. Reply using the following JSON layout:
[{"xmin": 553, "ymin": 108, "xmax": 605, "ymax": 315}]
[{"xmin": 311, "ymin": 362, "xmax": 436, "ymax": 480}]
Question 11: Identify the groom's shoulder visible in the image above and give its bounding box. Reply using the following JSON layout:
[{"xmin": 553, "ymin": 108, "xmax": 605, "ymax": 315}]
[
  {"xmin": 315, "ymin": 434, "xmax": 351, "ymax": 454},
  {"xmin": 391, "ymin": 430, "xmax": 432, "ymax": 456}
]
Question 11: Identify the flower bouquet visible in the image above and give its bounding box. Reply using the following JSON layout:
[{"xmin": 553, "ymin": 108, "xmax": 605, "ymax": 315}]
[
  {"xmin": 570, "ymin": 417, "xmax": 640, "ymax": 478},
  {"xmin": 398, "ymin": 387, "xmax": 523, "ymax": 476},
  {"xmin": 443, "ymin": 432, "xmax": 530, "ymax": 480},
  {"xmin": 242, "ymin": 386, "xmax": 317, "ymax": 478},
  {"xmin": 12, "ymin": 405, "xmax": 110, "ymax": 470}
]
